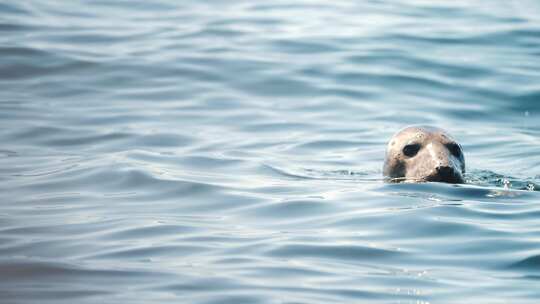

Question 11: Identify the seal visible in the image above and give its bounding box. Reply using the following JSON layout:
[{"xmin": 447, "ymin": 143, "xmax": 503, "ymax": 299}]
[{"xmin": 383, "ymin": 125, "xmax": 465, "ymax": 183}]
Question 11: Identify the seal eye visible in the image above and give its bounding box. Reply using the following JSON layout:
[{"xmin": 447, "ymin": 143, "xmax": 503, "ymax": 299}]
[
  {"xmin": 403, "ymin": 144, "xmax": 420, "ymax": 157},
  {"xmin": 447, "ymin": 143, "xmax": 462, "ymax": 158}
]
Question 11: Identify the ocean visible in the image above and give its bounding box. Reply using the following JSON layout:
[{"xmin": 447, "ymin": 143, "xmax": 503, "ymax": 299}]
[{"xmin": 1, "ymin": 1, "xmax": 540, "ymax": 303}]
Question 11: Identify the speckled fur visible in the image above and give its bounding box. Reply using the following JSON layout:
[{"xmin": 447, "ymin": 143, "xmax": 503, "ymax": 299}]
[{"xmin": 383, "ymin": 126, "xmax": 465, "ymax": 183}]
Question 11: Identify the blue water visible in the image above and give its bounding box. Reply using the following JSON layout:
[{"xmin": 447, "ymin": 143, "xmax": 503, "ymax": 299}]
[{"xmin": 1, "ymin": 1, "xmax": 540, "ymax": 303}]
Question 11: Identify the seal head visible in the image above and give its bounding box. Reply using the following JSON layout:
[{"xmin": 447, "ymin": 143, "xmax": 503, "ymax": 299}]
[{"xmin": 383, "ymin": 126, "xmax": 465, "ymax": 183}]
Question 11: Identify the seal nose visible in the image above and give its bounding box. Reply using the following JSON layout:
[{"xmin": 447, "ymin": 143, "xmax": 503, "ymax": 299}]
[
  {"xmin": 436, "ymin": 166, "xmax": 454, "ymax": 176},
  {"xmin": 434, "ymin": 165, "xmax": 463, "ymax": 183}
]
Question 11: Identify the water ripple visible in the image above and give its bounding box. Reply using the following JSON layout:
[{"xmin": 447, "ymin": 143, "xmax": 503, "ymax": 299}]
[{"xmin": 2, "ymin": 0, "xmax": 540, "ymax": 303}]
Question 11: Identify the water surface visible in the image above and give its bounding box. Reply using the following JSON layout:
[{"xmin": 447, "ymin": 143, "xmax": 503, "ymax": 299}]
[{"xmin": 1, "ymin": 1, "xmax": 540, "ymax": 303}]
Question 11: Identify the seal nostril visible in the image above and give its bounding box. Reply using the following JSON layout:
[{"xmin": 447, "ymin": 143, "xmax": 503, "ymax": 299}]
[
  {"xmin": 434, "ymin": 166, "xmax": 463, "ymax": 183},
  {"xmin": 436, "ymin": 166, "xmax": 453, "ymax": 175}
]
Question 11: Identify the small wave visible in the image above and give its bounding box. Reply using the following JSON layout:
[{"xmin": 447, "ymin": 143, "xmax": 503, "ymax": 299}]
[
  {"xmin": 509, "ymin": 254, "xmax": 540, "ymax": 271},
  {"xmin": 263, "ymin": 164, "xmax": 377, "ymax": 181},
  {"xmin": 467, "ymin": 169, "xmax": 540, "ymax": 192},
  {"xmin": 266, "ymin": 243, "xmax": 402, "ymax": 261}
]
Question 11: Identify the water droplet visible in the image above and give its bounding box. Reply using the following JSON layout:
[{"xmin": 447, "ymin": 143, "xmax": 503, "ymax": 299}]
[{"xmin": 503, "ymin": 179, "xmax": 511, "ymax": 190}]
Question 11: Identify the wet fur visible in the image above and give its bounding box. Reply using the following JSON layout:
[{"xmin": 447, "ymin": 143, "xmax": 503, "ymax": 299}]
[{"xmin": 383, "ymin": 126, "xmax": 465, "ymax": 183}]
